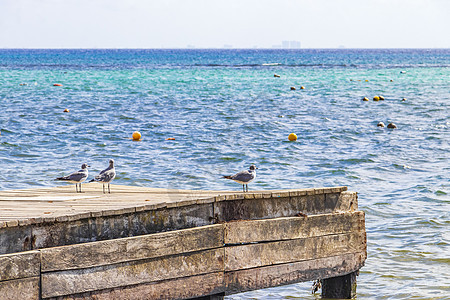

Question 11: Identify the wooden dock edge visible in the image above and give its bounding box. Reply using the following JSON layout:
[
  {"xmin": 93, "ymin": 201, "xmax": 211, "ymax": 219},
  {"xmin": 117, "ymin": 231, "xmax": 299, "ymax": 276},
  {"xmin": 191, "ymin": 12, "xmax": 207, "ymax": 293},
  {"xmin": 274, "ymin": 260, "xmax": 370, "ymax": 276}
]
[
  {"xmin": 0, "ymin": 211, "xmax": 366, "ymax": 299},
  {"xmin": 0, "ymin": 187, "xmax": 354, "ymax": 255}
]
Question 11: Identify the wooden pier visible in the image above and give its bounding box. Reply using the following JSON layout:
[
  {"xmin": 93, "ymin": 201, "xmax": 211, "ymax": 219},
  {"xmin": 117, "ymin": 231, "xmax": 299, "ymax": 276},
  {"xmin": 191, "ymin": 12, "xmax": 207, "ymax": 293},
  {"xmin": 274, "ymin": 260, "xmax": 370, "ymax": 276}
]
[{"xmin": 0, "ymin": 184, "xmax": 366, "ymax": 299}]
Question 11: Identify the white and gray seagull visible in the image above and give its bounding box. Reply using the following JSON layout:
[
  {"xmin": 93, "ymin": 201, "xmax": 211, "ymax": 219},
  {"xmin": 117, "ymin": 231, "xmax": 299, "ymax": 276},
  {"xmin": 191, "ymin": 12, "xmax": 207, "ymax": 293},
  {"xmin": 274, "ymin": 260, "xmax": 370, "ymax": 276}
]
[
  {"xmin": 55, "ymin": 163, "xmax": 90, "ymax": 193},
  {"xmin": 90, "ymin": 159, "xmax": 116, "ymax": 194},
  {"xmin": 223, "ymin": 165, "xmax": 258, "ymax": 192}
]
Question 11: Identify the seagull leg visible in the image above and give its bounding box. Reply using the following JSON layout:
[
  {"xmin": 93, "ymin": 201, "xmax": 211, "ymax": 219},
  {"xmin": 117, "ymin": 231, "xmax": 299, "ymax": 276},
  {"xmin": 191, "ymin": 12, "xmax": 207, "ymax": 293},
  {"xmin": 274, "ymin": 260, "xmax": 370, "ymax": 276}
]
[
  {"xmin": 246, "ymin": 184, "xmax": 249, "ymax": 192},
  {"xmin": 108, "ymin": 184, "xmax": 111, "ymax": 194},
  {"xmin": 242, "ymin": 184, "xmax": 245, "ymax": 193},
  {"xmin": 75, "ymin": 184, "xmax": 78, "ymax": 193},
  {"xmin": 79, "ymin": 183, "xmax": 82, "ymax": 193},
  {"xmin": 102, "ymin": 184, "xmax": 105, "ymax": 194}
]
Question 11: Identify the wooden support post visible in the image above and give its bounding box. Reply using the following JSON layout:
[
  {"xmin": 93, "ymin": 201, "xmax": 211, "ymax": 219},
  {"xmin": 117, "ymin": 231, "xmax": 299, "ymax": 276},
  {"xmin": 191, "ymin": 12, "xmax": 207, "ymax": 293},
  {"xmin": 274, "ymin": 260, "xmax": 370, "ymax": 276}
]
[
  {"xmin": 192, "ymin": 292, "xmax": 225, "ymax": 300},
  {"xmin": 321, "ymin": 271, "xmax": 358, "ymax": 299}
]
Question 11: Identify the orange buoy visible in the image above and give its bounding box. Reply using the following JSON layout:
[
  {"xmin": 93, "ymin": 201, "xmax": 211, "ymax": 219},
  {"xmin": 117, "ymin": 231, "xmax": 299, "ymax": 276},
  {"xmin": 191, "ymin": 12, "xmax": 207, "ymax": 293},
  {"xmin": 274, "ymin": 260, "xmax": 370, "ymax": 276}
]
[
  {"xmin": 288, "ymin": 133, "xmax": 297, "ymax": 141},
  {"xmin": 166, "ymin": 138, "xmax": 176, "ymax": 140},
  {"xmin": 63, "ymin": 108, "xmax": 70, "ymax": 113},
  {"xmin": 53, "ymin": 83, "xmax": 63, "ymax": 86},
  {"xmin": 132, "ymin": 131, "xmax": 141, "ymax": 141},
  {"xmin": 300, "ymin": 86, "xmax": 305, "ymax": 89}
]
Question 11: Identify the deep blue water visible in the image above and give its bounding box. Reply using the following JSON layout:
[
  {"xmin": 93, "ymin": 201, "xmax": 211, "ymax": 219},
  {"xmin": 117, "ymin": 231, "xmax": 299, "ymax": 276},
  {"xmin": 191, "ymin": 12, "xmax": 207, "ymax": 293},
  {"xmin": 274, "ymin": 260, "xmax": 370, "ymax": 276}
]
[{"xmin": 0, "ymin": 49, "xmax": 449, "ymax": 299}]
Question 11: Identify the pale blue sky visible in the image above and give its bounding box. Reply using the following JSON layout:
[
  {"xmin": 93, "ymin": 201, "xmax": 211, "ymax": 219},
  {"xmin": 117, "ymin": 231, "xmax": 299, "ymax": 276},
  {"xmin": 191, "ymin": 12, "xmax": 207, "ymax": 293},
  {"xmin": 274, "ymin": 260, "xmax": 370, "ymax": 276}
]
[{"xmin": 1, "ymin": 0, "xmax": 449, "ymax": 48}]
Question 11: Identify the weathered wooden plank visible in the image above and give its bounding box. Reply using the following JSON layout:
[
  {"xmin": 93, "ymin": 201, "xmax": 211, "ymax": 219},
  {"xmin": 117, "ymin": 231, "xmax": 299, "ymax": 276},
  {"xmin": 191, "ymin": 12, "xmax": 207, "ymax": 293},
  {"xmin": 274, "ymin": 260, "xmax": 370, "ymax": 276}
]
[
  {"xmin": 225, "ymin": 232, "xmax": 366, "ymax": 271},
  {"xmin": 0, "ymin": 251, "xmax": 40, "ymax": 281},
  {"xmin": 214, "ymin": 192, "xmax": 349, "ymax": 222},
  {"xmin": 32, "ymin": 218, "xmax": 91, "ymax": 250},
  {"xmin": 0, "ymin": 225, "xmax": 32, "ymax": 255},
  {"xmin": 41, "ymin": 224, "xmax": 223, "ymax": 272},
  {"xmin": 0, "ymin": 276, "xmax": 40, "ymax": 300},
  {"xmin": 46, "ymin": 272, "xmax": 225, "ymax": 300},
  {"xmin": 224, "ymin": 212, "xmax": 365, "ymax": 244},
  {"xmin": 225, "ymin": 252, "xmax": 366, "ymax": 295},
  {"xmin": 129, "ymin": 204, "xmax": 213, "ymax": 236},
  {"xmin": 26, "ymin": 203, "xmax": 214, "ymax": 254},
  {"xmin": 41, "ymin": 248, "xmax": 225, "ymax": 298},
  {"xmin": 336, "ymin": 191, "xmax": 358, "ymax": 212}
]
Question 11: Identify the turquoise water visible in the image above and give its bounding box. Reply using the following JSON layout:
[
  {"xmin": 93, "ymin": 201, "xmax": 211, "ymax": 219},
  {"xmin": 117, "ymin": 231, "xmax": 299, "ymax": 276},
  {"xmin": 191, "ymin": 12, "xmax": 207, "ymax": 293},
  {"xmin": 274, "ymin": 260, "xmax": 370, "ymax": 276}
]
[{"xmin": 0, "ymin": 49, "xmax": 449, "ymax": 299}]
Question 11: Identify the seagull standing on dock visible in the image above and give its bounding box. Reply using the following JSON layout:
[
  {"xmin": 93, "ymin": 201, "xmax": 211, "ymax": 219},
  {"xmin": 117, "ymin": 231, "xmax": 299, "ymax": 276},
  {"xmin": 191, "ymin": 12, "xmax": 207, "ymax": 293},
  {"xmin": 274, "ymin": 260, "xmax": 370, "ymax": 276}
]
[
  {"xmin": 90, "ymin": 159, "xmax": 116, "ymax": 194},
  {"xmin": 55, "ymin": 163, "xmax": 90, "ymax": 193},
  {"xmin": 223, "ymin": 165, "xmax": 258, "ymax": 192}
]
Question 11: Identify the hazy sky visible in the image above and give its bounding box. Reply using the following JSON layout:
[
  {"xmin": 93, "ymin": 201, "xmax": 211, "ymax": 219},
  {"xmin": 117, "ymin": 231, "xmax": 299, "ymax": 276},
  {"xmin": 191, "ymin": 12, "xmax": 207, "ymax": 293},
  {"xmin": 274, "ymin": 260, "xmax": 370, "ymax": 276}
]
[{"xmin": 1, "ymin": 0, "xmax": 449, "ymax": 48}]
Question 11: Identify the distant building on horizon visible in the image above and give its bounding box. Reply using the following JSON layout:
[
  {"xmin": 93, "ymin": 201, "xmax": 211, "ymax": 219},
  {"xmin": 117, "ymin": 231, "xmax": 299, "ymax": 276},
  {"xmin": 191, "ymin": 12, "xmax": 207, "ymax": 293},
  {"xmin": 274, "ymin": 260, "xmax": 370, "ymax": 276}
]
[
  {"xmin": 289, "ymin": 41, "xmax": 301, "ymax": 49},
  {"xmin": 273, "ymin": 40, "xmax": 301, "ymax": 49}
]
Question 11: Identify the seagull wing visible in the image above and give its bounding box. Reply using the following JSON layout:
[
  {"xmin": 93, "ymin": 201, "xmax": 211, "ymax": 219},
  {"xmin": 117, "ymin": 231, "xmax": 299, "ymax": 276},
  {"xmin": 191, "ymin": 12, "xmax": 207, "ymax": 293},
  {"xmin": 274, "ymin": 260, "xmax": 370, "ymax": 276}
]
[
  {"xmin": 95, "ymin": 167, "xmax": 116, "ymax": 183},
  {"xmin": 57, "ymin": 169, "xmax": 88, "ymax": 183},
  {"xmin": 231, "ymin": 170, "xmax": 254, "ymax": 183}
]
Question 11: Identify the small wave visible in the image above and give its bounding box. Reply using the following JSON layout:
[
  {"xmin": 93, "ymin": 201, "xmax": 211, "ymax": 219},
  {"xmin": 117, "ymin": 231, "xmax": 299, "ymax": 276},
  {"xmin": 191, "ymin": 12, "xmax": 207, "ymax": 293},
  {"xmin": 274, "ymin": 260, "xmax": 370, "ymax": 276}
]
[
  {"xmin": 219, "ymin": 157, "xmax": 241, "ymax": 162},
  {"xmin": 339, "ymin": 158, "xmax": 375, "ymax": 164},
  {"xmin": 393, "ymin": 163, "xmax": 412, "ymax": 170},
  {"xmin": 1, "ymin": 141, "xmax": 19, "ymax": 147},
  {"xmin": 0, "ymin": 128, "xmax": 14, "ymax": 134}
]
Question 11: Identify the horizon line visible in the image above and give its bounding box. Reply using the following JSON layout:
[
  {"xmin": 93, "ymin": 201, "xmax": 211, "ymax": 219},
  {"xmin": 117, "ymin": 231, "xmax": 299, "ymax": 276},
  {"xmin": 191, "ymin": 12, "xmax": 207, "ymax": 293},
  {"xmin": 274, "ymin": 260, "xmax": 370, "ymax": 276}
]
[{"xmin": 0, "ymin": 47, "xmax": 449, "ymax": 50}]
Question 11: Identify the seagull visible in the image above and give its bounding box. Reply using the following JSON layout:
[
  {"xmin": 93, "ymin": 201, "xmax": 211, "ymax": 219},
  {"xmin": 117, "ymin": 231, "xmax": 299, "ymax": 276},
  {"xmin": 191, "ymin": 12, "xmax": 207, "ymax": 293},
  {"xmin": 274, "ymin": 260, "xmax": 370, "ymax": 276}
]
[
  {"xmin": 90, "ymin": 159, "xmax": 116, "ymax": 194},
  {"xmin": 55, "ymin": 163, "xmax": 90, "ymax": 193},
  {"xmin": 223, "ymin": 165, "xmax": 258, "ymax": 192}
]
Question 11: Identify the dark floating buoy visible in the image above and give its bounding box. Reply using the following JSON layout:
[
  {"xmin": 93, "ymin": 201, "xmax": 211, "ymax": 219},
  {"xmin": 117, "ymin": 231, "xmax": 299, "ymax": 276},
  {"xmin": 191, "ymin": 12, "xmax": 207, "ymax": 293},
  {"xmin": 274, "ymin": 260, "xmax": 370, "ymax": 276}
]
[
  {"xmin": 400, "ymin": 71, "xmax": 406, "ymax": 74},
  {"xmin": 402, "ymin": 98, "xmax": 407, "ymax": 102},
  {"xmin": 379, "ymin": 95, "xmax": 385, "ymax": 100},
  {"xmin": 300, "ymin": 86, "xmax": 305, "ymax": 89},
  {"xmin": 362, "ymin": 97, "xmax": 369, "ymax": 101},
  {"xmin": 274, "ymin": 74, "xmax": 281, "ymax": 78},
  {"xmin": 19, "ymin": 83, "xmax": 27, "ymax": 86},
  {"xmin": 53, "ymin": 83, "xmax": 63, "ymax": 86},
  {"xmin": 390, "ymin": 79, "xmax": 394, "ymax": 82},
  {"xmin": 377, "ymin": 122, "xmax": 385, "ymax": 127},
  {"xmin": 290, "ymin": 86, "xmax": 296, "ymax": 90},
  {"xmin": 387, "ymin": 123, "xmax": 397, "ymax": 129}
]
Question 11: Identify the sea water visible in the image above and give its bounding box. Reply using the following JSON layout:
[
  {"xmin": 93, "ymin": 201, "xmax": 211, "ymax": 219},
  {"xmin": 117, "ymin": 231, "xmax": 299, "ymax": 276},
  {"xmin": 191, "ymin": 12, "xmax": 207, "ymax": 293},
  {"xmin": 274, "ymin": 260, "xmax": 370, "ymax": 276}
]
[{"xmin": 0, "ymin": 49, "xmax": 449, "ymax": 299}]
